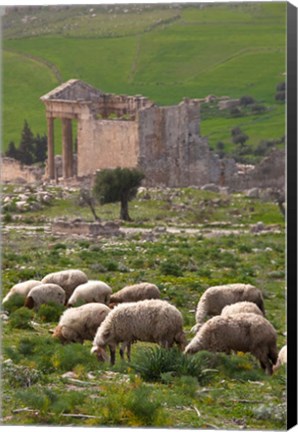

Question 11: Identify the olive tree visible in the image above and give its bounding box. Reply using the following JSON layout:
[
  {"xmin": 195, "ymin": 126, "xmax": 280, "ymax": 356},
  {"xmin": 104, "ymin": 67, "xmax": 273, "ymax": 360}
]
[{"xmin": 93, "ymin": 167, "xmax": 145, "ymax": 221}]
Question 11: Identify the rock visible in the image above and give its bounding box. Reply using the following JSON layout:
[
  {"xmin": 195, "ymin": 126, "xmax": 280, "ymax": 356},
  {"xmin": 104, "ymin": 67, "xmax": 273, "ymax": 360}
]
[
  {"xmin": 246, "ymin": 188, "xmax": 260, "ymax": 198},
  {"xmin": 201, "ymin": 183, "xmax": 220, "ymax": 193}
]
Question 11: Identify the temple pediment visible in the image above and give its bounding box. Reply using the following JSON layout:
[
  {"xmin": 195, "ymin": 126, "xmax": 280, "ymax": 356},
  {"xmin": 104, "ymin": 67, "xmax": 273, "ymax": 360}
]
[{"xmin": 40, "ymin": 79, "xmax": 104, "ymax": 102}]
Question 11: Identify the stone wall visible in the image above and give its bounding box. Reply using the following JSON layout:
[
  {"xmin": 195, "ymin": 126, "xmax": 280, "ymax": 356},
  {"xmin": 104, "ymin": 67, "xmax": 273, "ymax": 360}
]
[
  {"xmin": 77, "ymin": 116, "xmax": 139, "ymax": 176},
  {"xmin": 1, "ymin": 157, "xmax": 44, "ymax": 183}
]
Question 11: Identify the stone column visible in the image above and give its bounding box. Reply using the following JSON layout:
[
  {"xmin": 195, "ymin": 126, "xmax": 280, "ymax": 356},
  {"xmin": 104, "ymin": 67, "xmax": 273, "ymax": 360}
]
[
  {"xmin": 62, "ymin": 118, "xmax": 73, "ymax": 178},
  {"xmin": 47, "ymin": 116, "xmax": 55, "ymax": 179}
]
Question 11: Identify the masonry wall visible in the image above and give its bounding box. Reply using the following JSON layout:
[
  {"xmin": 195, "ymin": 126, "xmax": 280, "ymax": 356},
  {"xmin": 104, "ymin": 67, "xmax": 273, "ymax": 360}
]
[
  {"xmin": 77, "ymin": 116, "xmax": 139, "ymax": 176},
  {"xmin": 1, "ymin": 157, "xmax": 43, "ymax": 183},
  {"xmin": 137, "ymin": 101, "xmax": 231, "ymax": 187}
]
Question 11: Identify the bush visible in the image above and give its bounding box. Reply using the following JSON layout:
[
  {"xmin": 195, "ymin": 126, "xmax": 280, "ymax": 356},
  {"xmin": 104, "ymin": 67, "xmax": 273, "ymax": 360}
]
[
  {"xmin": 159, "ymin": 260, "xmax": 183, "ymax": 277},
  {"xmin": 126, "ymin": 385, "xmax": 162, "ymax": 425},
  {"xmin": 37, "ymin": 302, "xmax": 65, "ymax": 322},
  {"xmin": 275, "ymin": 91, "xmax": 285, "ymax": 101},
  {"xmin": 2, "ymin": 361, "xmax": 43, "ymax": 388},
  {"xmin": 2, "ymin": 293, "xmax": 25, "ymax": 313},
  {"xmin": 9, "ymin": 307, "xmax": 34, "ymax": 329},
  {"xmin": 131, "ymin": 347, "xmax": 216, "ymax": 384},
  {"xmin": 240, "ymin": 95, "xmax": 255, "ymax": 106}
]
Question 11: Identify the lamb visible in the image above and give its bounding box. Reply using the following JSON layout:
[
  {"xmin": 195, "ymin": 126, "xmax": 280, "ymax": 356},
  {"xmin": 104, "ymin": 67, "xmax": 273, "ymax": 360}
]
[
  {"xmin": 91, "ymin": 299, "xmax": 187, "ymax": 365},
  {"xmin": 67, "ymin": 280, "xmax": 112, "ymax": 307},
  {"xmin": 221, "ymin": 301, "xmax": 264, "ymax": 317},
  {"xmin": 191, "ymin": 283, "xmax": 265, "ymax": 333},
  {"xmin": 184, "ymin": 313, "xmax": 278, "ymax": 375},
  {"xmin": 109, "ymin": 282, "xmax": 160, "ymax": 306},
  {"xmin": 24, "ymin": 283, "xmax": 66, "ymax": 310},
  {"xmin": 52, "ymin": 303, "xmax": 111, "ymax": 344},
  {"xmin": 41, "ymin": 269, "xmax": 88, "ymax": 301},
  {"xmin": 2, "ymin": 280, "xmax": 41, "ymax": 304},
  {"xmin": 273, "ymin": 345, "xmax": 287, "ymax": 372}
]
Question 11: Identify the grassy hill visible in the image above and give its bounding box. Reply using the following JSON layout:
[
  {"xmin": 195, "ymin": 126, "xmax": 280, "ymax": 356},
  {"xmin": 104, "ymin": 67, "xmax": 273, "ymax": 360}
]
[{"xmin": 2, "ymin": 2, "xmax": 286, "ymax": 156}]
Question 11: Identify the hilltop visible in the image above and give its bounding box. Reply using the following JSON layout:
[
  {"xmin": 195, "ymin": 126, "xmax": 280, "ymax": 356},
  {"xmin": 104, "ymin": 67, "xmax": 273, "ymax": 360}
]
[{"xmin": 2, "ymin": 2, "xmax": 286, "ymax": 159}]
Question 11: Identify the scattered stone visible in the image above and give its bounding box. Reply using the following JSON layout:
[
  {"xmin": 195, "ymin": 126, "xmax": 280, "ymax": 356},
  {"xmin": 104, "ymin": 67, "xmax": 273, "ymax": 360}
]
[{"xmin": 201, "ymin": 183, "xmax": 220, "ymax": 193}]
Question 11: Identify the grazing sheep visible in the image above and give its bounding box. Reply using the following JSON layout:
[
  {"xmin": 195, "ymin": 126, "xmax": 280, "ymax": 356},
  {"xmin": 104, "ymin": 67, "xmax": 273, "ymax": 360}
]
[
  {"xmin": 52, "ymin": 303, "xmax": 111, "ymax": 344},
  {"xmin": 67, "ymin": 280, "xmax": 112, "ymax": 307},
  {"xmin": 109, "ymin": 282, "xmax": 160, "ymax": 305},
  {"xmin": 2, "ymin": 280, "xmax": 41, "ymax": 304},
  {"xmin": 221, "ymin": 301, "xmax": 264, "ymax": 317},
  {"xmin": 191, "ymin": 283, "xmax": 265, "ymax": 333},
  {"xmin": 185, "ymin": 313, "xmax": 278, "ymax": 375},
  {"xmin": 24, "ymin": 283, "xmax": 66, "ymax": 310},
  {"xmin": 273, "ymin": 345, "xmax": 287, "ymax": 372},
  {"xmin": 41, "ymin": 269, "xmax": 88, "ymax": 301},
  {"xmin": 91, "ymin": 299, "xmax": 187, "ymax": 365}
]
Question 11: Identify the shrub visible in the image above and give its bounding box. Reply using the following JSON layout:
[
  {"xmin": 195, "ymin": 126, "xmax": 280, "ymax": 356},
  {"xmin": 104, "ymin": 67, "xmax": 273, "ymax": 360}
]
[
  {"xmin": 37, "ymin": 302, "xmax": 65, "ymax": 322},
  {"xmin": 131, "ymin": 347, "xmax": 215, "ymax": 384},
  {"xmin": 240, "ymin": 95, "xmax": 255, "ymax": 106},
  {"xmin": 159, "ymin": 260, "xmax": 183, "ymax": 277},
  {"xmin": 2, "ymin": 293, "xmax": 25, "ymax": 313},
  {"xmin": 275, "ymin": 91, "xmax": 285, "ymax": 101},
  {"xmin": 9, "ymin": 307, "xmax": 34, "ymax": 329},
  {"xmin": 2, "ymin": 361, "xmax": 43, "ymax": 388},
  {"xmin": 126, "ymin": 385, "xmax": 162, "ymax": 425}
]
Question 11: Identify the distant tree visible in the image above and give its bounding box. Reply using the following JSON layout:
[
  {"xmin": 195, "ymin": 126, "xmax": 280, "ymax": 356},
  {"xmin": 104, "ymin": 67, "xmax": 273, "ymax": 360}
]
[
  {"xmin": 18, "ymin": 120, "xmax": 35, "ymax": 165},
  {"xmin": 216, "ymin": 141, "xmax": 225, "ymax": 159},
  {"xmin": 5, "ymin": 141, "xmax": 20, "ymax": 160},
  {"xmin": 34, "ymin": 133, "xmax": 47, "ymax": 163},
  {"xmin": 231, "ymin": 127, "xmax": 249, "ymax": 147},
  {"xmin": 275, "ymin": 82, "xmax": 286, "ymax": 102},
  {"xmin": 93, "ymin": 167, "xmax": 145, "ymax": 221},
  {"xmin": 240, "ymin": 95, "xmax": 255, "ymax": 106}
]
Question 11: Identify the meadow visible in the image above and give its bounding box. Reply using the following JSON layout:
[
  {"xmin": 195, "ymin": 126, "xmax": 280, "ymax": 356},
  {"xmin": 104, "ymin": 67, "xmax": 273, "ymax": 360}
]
[
  {"xmin": 3, "ymin": 2, "xmax": 286, "ymax": 153},
  {"xmin": 1, "ymin": 185, "xmax": 286, "ymax": 428}
]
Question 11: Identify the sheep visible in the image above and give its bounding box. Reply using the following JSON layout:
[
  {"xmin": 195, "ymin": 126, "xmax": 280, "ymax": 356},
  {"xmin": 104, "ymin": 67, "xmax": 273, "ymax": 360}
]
[
  {"xmin": 41, "ymin": 269, "xmax": 88, "ymax": 301},
  {"xmin": 184, "ymin": 313, "xmax": 278, "ymax": 375},
  {"xmin": 191, "ymin": 283, "xmax": 265, "ymax": 333},
  {"xmin": 67, "ymin": 280, "xmax": 112, "ymax": 307},
  {"xmin": 24, "ymin": 283, "xmax": 66, "ymax": 310},
  {"xmin": 2, "ymin": 280, "xmax": 41, "ymax": 304},
  {"xmin": 91, "ymin": 299, "xmax": 187, "ymax": 365},
  {"xmin": 52, "ymin": 303, "xmax": 111, "ymax": 344},
  {"xmin": 109, "ymin": 282, "xmax": 160, "ymax": 306},
  {"xmin": 221, "ymin": 301, "xmax": 264, "ymax": 317},
  {"xmin": 273, "ymin": 345, "xmax": 287, "ymax": 373}
]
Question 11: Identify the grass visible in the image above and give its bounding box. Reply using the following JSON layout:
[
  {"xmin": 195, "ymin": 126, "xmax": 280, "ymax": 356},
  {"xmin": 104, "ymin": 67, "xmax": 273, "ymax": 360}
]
[
  {"xmin": 1, "ymin": 184, "xmax": 286, "ymax": 428},
  {"xmin": 2, "ymin": 2, "xmax": 286, "ymax": 152}
]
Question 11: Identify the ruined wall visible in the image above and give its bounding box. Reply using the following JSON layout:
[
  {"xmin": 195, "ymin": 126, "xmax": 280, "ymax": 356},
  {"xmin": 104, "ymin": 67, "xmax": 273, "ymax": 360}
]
[
  {"xmin": 137, "ymin": 100, "xmax": 235, "ymax": 187},
  {"xmin": 1, "ymin": 157, "xmax": 44, "ymax": 183},
  {"xmin": 94, "ymin": 94, "xmax": 154, "ymax": 119},
  {"xmin": 77, "ymin": 116, "xmax": 139, "ymax": 176}
]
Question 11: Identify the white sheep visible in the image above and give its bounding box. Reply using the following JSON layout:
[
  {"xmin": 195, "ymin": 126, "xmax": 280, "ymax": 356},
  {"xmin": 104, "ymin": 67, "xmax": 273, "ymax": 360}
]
[
  {"xmin": 109, "ymin": 282, "xmax": 160, "ymax": 306},
  {"xmin": 24, "ymin": 283, "xmax": 66, "ymax": 310},
  {"xmin": 273, "ymin": 345, "xmax": 287, "ymax": 372},
  {"xmin": 185, "ymin": 313, "xmax": 278, "ymax": 375},
  {"xmin": 41, "ymin": 269, "xmax": 88, "ymax": 301},
  {"xmin": 2, "ymin": 280, "xmax": 41, "ymax": 304},
  {"xmin": 91, "ymin": 299, "xmax": 187, "ymax": 365},
  {"xmin": 191, "ymin": 283, "xmax": 265, "ymax": 333},
  {"xmin": 67, "ymin": 280, "xmax": 112, "ymax": 307},
  {"xmin": 52, "ymin": 302, "xmax": 111, "ymax": 344},
  {"xmin": 221, "ymin": 301, "xmax": 264, "ymax": 317}
]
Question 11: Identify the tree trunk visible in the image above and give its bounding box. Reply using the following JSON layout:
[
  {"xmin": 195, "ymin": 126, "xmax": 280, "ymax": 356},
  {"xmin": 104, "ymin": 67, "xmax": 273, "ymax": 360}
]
[{"xmin": 120, "ymin": 196, "xmax": 131, "ymax": 221}]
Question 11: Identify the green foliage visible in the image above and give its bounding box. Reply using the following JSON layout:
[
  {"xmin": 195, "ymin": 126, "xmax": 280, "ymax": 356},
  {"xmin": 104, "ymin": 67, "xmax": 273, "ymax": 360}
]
[
  {"xmin": 93, "ymin": 167, "xmax": 145, "ymax": 220},
  {"xmin": 37, "ymin": 302, "xmax": 65, "ymax": 322},
  {"xmin": 159, "ymin": 260, "xmax": 183, "ymax": 277},
  {"xmin": 9, "ymin": 307, "xmax": 34, "ymax": 330},
  {"xmin": 126, "ymin": 385, "xmax": 162, "ymax": 425},
  {"xmin": 3, "ymin": 361, "xmax": 43, "ymax": 388},
  {"xmin": 131, "ymin": 347, "xmax": 215, "ymax": 384},
  {"xmin": 2, "ymin": 293, "xmax": 25, "ymax": 313}
]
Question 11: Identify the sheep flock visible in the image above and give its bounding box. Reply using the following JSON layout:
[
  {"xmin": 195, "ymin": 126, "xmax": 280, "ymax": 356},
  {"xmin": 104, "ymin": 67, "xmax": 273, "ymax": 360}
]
[{"xmin": 2, "ymin": 269, "xmax": 286, "ymax": 376}]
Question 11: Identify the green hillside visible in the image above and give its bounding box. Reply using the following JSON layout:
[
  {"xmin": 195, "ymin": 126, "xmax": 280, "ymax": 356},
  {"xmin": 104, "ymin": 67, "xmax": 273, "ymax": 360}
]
[{"xmin": 2, "ymin": 2, "xmax": 286, "ymax": 156}]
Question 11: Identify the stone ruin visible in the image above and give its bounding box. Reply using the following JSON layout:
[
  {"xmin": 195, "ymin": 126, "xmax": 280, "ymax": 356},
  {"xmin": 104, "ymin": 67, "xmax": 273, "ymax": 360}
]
[{"xmin": 40, "ymin": 79, "xmax": 237, "ymax": 188}]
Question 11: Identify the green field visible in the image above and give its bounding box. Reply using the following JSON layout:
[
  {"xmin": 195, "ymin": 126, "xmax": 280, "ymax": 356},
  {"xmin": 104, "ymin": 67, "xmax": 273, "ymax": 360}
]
[{"xmin": 2, "ymin": 2, "xmax": 286, "ymax": 154}]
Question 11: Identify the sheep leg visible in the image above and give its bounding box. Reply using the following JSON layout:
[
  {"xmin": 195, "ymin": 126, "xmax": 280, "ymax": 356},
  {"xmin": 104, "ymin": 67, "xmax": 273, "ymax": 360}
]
[{"xmin": 109, "ymin": 345, "xmax": 116, "ymax": 366}]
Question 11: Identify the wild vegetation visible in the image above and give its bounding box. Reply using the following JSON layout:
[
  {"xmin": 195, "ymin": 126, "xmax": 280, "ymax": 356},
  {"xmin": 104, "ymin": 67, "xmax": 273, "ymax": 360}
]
[
  {"xmin": 3, "ymin": 2, "xmax": 286, "ymax": 159},
  {"xmin": 2, "ymin": 184, "xmax": 286, "ymax": 428}
]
